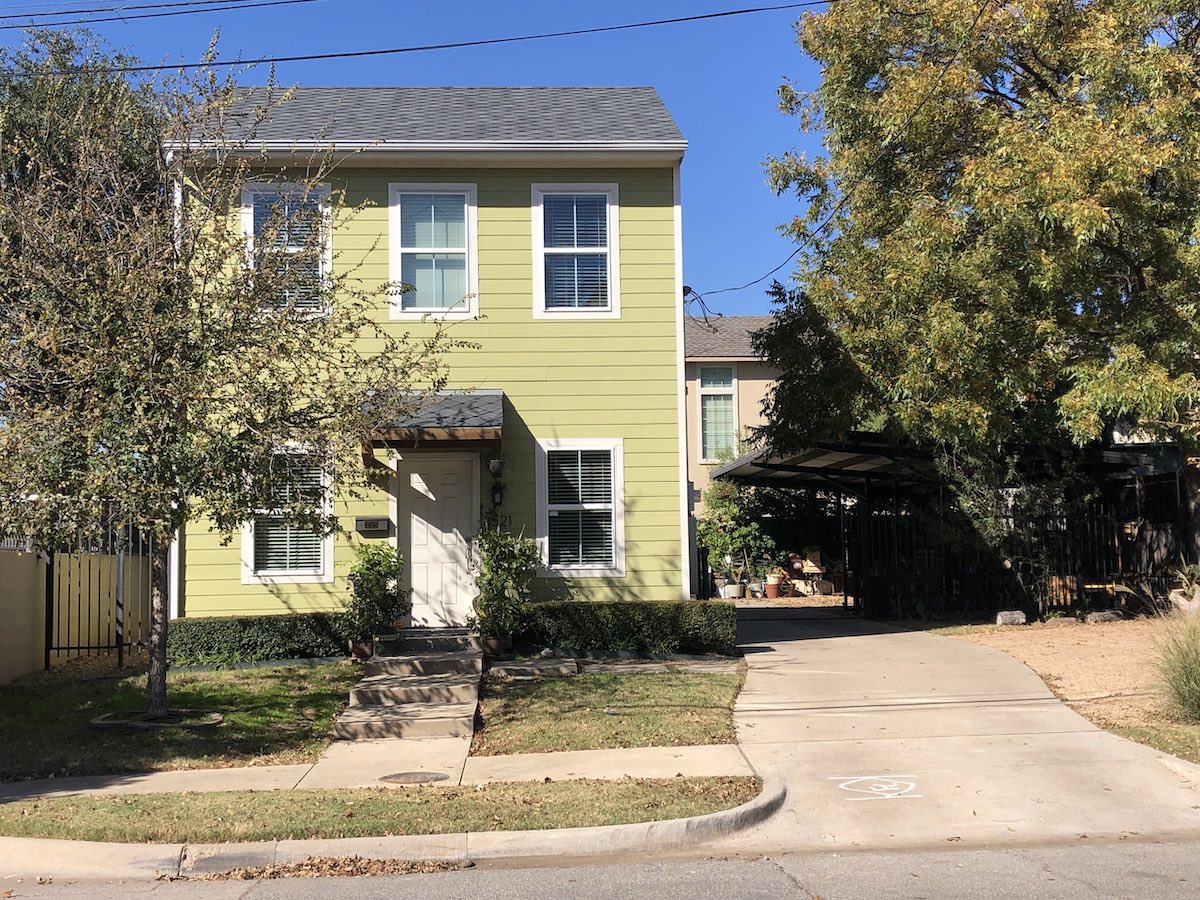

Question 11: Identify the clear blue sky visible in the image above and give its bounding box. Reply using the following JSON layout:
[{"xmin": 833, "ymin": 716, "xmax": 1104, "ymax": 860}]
[{"xmin": 2, "ymin": 0, "xmax": 827, "ymax": 316}]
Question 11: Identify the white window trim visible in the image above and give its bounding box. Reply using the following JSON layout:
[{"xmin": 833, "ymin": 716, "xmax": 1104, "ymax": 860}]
[
  {"xmin": 389, "ymin": 183, "xmax": 479, "ymax": 321},
  {"xmin": 535, "ymin": 437, "xmax": 625, "ymax": 578},
  {"xmin": 240, "ymin": 182, "xmax": 334, "ymax": 314},
  {"xmin": 240, "ymin": 462, "xmax": 334, "ymax": 585},
  {"xmin": 531, "ymin": 183, "xmax": 621, "ymax": 320},
  {"xmin": 698, "ymin": 364, "xmax": 739, "ymax": 464}
]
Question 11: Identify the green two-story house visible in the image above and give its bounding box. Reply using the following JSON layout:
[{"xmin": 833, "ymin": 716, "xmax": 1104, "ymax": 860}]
[{"xmin": 171, "ymin": 87, "xmax": 689, "ymax": 626}]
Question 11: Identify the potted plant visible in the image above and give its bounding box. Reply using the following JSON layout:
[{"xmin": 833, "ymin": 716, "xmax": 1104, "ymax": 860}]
[
  {"xmin": 470, "ymin": 514, "xmax": 541, "ymax": 653},
  {"xmin": 344, "ymin": 543, "xmax": 410, "ymax": 660},
  {"xmin": 765, "ymin": 565, "xmax": 789, "ymax": 599},
  {"xmin": 696, "ymin": 479, "xmax": 774, "ymax": 601}
]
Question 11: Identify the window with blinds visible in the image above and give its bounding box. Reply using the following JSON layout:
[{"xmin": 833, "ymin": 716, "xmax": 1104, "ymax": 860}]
[
  {"xmin": 533, "ymin": 185, "xmax": 618, "ymax": 317},
  {"xmin": 252, "ymin": 458, "xmax": 326, "ymax": 574},
  {"xmin": 699, "ymin": 366, "xmax": 736, "ymax": 461},
  {"xmin": 546, "ymin": 448, "xmax": 614, "ymax": 568},
  {"xmin": 395, "ymin": 191, "xmax": 470, "ymax": 311},
  {"xmin": 247, "ymin": 186, "xmax": 328, "ymax": 311},
  {"xmin": 543, "ymin": 194, "xmax": 609, "ymax": 310}
]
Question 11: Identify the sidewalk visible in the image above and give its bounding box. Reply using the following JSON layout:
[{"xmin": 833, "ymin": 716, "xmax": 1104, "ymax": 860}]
[
  {"xmin": 0, "ymin": 736, "xmax": 781, "ymax": 880},
  {"xmin": 0, "ymin": 740, "xmax": 754, "ymax": 802}
]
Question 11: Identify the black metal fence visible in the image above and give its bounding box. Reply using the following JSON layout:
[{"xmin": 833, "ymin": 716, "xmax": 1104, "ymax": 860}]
[{"xmin": 847, "ymin": 498, "xmax": 1184, "ymax": 619}]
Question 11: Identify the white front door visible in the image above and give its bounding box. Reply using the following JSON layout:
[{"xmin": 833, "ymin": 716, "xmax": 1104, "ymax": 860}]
[{"xmin": 397, "ymin": 456, "xmax": 477, "ymax": 627}]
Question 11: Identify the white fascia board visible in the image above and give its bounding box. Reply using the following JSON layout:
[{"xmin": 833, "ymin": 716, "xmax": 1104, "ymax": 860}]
[
  {"xmin": 203, "ymin": 145, "xmax": 685, "ymax": 169},
  {"xmin": 684, "ymin": 354, "xmax": 764, "ymax": 363}
]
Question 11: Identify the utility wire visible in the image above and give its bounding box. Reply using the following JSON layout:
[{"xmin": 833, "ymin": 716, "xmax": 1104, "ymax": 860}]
[
  {"xmin": 32, "ymin": 0, "xmax": 843, "ymax": 74},
  {"xmin": 0, "ymin": 0, "xmax": 316, "ymax": 30},
  {"xmin": 0, "ymin": 0, "xmax": 289, "ymax": 23},
  {"xmin": 696, "ymin": 0, "xmax": 994, "ymax": 301}
]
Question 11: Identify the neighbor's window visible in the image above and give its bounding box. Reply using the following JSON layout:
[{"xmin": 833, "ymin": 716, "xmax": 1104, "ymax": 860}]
[
  {"xmin": 249, "ymin": 456, "xmax": 329, "ymax": 579},
  {"xmin": 242, "ymin": 184, "xmax": 330, "ymax": 311},
  {"xmin": 390, "ymin": 184, "xmax": 477, "ymax": 318},
  {"xmin": 533, "ymin": 185, "xmax": 619, "ymax": 318},
  {"xmin": 539, "ymin": 440, "xmax": 624, "ymax": 576},
  {"xmin": 699, "ymin": 366, "xmax": 736, "ymax": 461}
]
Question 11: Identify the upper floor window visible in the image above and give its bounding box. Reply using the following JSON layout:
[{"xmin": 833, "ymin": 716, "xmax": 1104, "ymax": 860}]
[
  {"xmin": 390, "ymin": 184, "xmax": 478, "ymax": 319},
  {"xmin": 532, "ymin": 184, "xmax": 620, "ymax": 320},
  {"xmin": 699, "ymin": 366, "xmax": 736, "ymax": 462},
  {"xmin": 241, "ymin": 184, "xmax": 330, "ymax": 312}
]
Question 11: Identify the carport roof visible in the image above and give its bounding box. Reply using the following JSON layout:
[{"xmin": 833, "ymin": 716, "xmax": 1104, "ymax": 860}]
[{"xmin": 709, "ymin": 433, "xmax": 937, "ymax": 494}]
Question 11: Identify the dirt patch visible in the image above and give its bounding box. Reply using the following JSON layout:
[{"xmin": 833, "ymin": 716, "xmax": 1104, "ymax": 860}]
[
  {"xmin": 736, "ymin": 594, "xmax": 850, "ymax": 609},
  {"xmin": 944, "ymin": 617, "xmax": 1165, "ymax": 727}
]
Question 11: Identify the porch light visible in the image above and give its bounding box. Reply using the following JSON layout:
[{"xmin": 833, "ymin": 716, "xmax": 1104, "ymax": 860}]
[{"xmin": 491, "ymin": 481, "xmax": 505, "ymax": 508}]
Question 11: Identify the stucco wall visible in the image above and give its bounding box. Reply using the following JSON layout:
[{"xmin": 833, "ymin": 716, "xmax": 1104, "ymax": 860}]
[
  {"xmin": 685, "ymin": 359, "xmax": 778, "ymax": 511},
  {"xmin": 0, "ymin": 550, "xmax": 45, "ymax": 683}
]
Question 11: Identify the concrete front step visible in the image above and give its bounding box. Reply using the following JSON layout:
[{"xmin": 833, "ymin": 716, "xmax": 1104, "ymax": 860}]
[
  {"xmin": 350, "ymin": 672, "xmax": 481, "ymax": 706},
  {"xmin": 363, "ymin": 650, "xmax": 483, "ymax": 678},
  {"xmin": 375, "ymin": 629, "xmax": 482, "ymax": 655},
  {"xmin": 332, "ymin": 701, "xmax": 477, "ymax": 740}
]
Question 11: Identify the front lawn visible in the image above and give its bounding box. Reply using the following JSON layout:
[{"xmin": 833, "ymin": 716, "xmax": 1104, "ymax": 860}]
[
  {"xmin": 471, "ymin": 669, "xmax": 744, "ymax": 756},
  {"xmin": 0, "ymin": 662, "xmax": 359, "ymax": 781},
  {"xmin": 0, "ymin": 777, "xmax": 759, "ymax": 843}
]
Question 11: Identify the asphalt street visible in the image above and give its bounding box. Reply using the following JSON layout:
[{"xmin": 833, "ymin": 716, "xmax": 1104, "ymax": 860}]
[{"xmin": 9, "ymin": 840, "xmax": 1200, "ymax": 899}]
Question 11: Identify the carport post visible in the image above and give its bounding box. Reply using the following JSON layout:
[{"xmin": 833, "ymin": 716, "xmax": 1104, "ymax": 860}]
[{"xmin": 857, "ymin": 480, "xmax": 874, "ymax": 615}]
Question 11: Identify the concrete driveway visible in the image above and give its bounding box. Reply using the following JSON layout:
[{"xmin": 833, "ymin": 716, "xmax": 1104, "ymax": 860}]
[{"xmin": 723, "ymin": 608, "xmax": 1200, "ymax": 852}]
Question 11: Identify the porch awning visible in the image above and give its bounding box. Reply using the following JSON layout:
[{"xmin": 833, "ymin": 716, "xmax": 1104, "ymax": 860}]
[
  {"xmin": 373, "ymin": 389, "xmax": 504, "ymax": 443},
  {"xmin": 709, "ymin": 433, "xmax": 936, "ymax": 495}
]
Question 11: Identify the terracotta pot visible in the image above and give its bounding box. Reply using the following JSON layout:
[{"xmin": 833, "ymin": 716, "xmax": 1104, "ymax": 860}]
[
  {"xmin": 483, "ymin": 635, "xmax": 513, "ymax": 655},
  {"xmin": 765, "ymin": 582, "xmax": 781, "ymax": 599}
]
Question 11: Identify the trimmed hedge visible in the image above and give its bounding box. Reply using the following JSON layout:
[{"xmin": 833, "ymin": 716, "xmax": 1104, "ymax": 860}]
[
  {"xmin": 168, "ymin": 613, "xmax": 351, "ymax": 666},
  {"xmin": 516, "ymin": 600, "xmax": 737, "ymax": 656}
]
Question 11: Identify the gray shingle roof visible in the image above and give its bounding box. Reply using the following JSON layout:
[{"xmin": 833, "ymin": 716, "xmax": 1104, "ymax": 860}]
[
  {"xmin": 231, "ymin": 87, "xmax": 684, "ymax": 147},
  {"xmin": 684, "ymin": 315, "xmax": 774, "ymax": 359},
  {"xmin": 384, "ymin": 389, "xmax": 504, "ymax": 432}
]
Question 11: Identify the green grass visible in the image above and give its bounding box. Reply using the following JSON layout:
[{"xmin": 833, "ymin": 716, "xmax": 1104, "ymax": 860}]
[
  {"xmin": 0, "ymin": 663, "xmax": 359, "ymax": 781},
  {"xmin": 0, "ymin": 778, "xmax": 759, "ymax": 843},
  {"xmin": 1112, "ymin": 723, "xmax": 1200, "ymax": 766},
  {"xmin": 471, "ymin": 670, "xmax": 743, "ymax": 756}
]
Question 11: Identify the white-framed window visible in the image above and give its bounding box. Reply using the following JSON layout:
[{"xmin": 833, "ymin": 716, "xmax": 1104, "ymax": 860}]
[
  {"xmin": 389, "ymin": 184, "xmax": 478, "ymax": 319},
  {"xmin": 241, "ymin": 454, "xmax": 333, "ymax": 584},
  {"xmin": 240, "ymin": 183, "xmax": 332, "ymax": 312},
  {"xmin": 532, "ymin": 183, "xmax": 620, "ymax": 319},
  {"xmin": 699, "ymin": 365, "xmax": 737, "ymax": 462},
  {"xmin": 536, "ymin": 438, "xmax": 625, "ymax": 577}
]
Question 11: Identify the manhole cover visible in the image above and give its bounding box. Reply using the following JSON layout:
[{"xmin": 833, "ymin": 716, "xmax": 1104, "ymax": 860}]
[{"xmin": 379, "ymin": 771, "xmax": 450, "ymax": 785}]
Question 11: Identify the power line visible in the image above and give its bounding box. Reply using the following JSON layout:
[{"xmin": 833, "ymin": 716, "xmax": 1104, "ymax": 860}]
[
  {"xmin": 696, "ymin": 0, "xmax": 994, "ymax": 301},
  {"xmin": 0, "ymin": 0, "xmax": 284, "ymax": 23},
  {"xmin": 34, "ymin": 0, "xmax": 842, "ymax": 74},
  {"xmin": 0, "ymin": 0, "xmax": 316, "ymax": 30}
]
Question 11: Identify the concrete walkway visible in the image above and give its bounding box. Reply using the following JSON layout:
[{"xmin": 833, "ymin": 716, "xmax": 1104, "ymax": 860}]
[
  {"xmin": 721, "ymin": 607, "xmax": 1200, "ymax": 853},
  {"xmin": 0, "ymin": 739, "xmax": 753, "ymax": 802}
]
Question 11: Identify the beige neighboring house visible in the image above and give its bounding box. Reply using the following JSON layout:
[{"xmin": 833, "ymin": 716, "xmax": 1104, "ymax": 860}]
[{"xmin": 684, "ymin": 315, "xmax": 779, "ymax": 593}]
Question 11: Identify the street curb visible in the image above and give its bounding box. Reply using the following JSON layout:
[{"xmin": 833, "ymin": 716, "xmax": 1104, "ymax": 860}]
[{"xmin": 0, "ymin": 779, "xmax": 785, "ymax": 880}]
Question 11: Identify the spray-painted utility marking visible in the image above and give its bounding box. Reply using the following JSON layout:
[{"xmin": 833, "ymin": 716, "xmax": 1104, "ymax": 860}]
[{"xmin": 829, "ymin": 775, "xmax": 922, "ymax": 801}]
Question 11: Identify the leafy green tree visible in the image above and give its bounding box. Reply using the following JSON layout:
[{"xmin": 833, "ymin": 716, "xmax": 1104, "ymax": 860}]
[
  {"xmin": 763, "ymin": 0, "xmax": 1200, "ymax": 552},
  {"xmin": 696, "ymin": 478, "xmax": 775, "ymax": 584},
  {"xmin": 0, "ymin": 33, "xmax": 461, "ymax": 714}
]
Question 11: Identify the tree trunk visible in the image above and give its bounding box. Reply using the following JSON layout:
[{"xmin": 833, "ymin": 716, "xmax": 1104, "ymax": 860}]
[{"xmin": 146, "ymin": 534, "xmax": 171, "ymax": 718}]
